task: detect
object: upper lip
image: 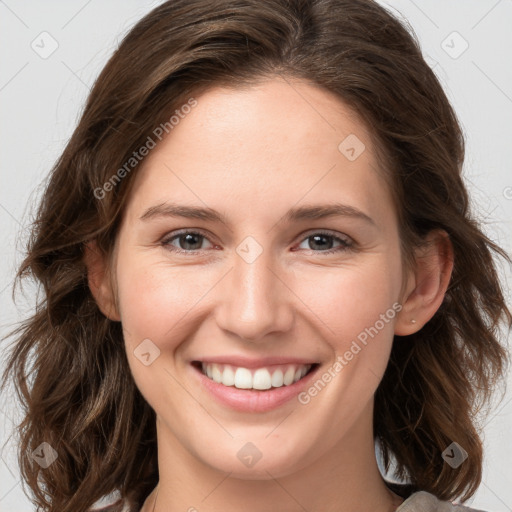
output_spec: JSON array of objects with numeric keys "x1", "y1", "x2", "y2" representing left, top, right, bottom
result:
[{"x1": 192, "y1": 356, "x2": 319, "y2": 369}]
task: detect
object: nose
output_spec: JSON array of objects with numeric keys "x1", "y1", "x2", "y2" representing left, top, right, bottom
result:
[{"x1": 214, "y1": 240, "x2": 294, "y2": 342}]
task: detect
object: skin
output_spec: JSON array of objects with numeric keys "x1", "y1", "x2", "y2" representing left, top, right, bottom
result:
[{"x1": 86, "y1": 77, "x2": 453, "y2": 512}]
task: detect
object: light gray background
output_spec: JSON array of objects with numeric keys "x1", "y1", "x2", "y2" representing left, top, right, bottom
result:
[{"x1": 1, "y1": 1, "x2": 511, "y2": 510}]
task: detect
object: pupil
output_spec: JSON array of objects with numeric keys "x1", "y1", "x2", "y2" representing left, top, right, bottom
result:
[
  {"x1": 310, "y1": 234, "x2": 332, "y2": 251},
  {"x1": 181, "y1": 233, "x2": 202, "y2": 250}
]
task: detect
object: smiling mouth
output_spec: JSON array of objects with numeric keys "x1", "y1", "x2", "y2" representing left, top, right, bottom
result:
[{"x1": 191, "y1": 361, "x2": 319, "y2": 391}]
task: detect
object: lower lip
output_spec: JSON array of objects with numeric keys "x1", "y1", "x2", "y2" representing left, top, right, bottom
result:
[{"x1": 190, "y1": 363, "x2": 320, "y2": 413}]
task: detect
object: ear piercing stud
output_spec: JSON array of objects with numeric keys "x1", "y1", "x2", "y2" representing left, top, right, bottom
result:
[{"x1": 411, "y1": 319, "x2": 416, "y2": 324}]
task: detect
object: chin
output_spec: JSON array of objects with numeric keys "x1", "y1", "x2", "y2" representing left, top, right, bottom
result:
[{"x1": 201, "y1": 443, "x2": 313, "y2": 480}]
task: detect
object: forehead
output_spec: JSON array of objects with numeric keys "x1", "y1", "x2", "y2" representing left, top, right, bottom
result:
[{"x1": 123, "y1": 77, "x2": 395, "y2": 229}]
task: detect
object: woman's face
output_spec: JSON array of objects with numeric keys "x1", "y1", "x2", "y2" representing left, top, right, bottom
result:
[{"x1": 111, "y1": 78, "x2": 410, "y2": 478}]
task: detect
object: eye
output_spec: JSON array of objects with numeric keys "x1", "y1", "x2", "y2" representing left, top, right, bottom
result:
[
  {"x1": 295, "y1": 230, "x2": 354, "y2": 254},
  {"x1": 161, "y1": 230, "x2": 215, "y2": 254},
  {"x1": 161, "y1": 229, "x2": 354, "y2": 255}
]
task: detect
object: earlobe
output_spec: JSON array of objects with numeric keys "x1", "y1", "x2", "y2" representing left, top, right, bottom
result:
[
  {"x1": 394, "y1": 230, "x2": 454, "y2": 336},
  {"x1": 83, "y1": 241, "x2": 121, "y2": 322}
]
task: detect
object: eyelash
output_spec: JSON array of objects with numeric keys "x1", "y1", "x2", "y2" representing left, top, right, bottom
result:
[{"x1": 160, "y1": 229, "x2": 354, "y2": 256}]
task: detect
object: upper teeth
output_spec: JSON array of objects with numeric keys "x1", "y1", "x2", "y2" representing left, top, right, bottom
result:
[{"x1": 201, "y1": 363, "x2": 312, "y2": 390}]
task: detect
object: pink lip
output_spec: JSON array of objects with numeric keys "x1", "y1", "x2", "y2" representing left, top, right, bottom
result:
[
  {"x1": 190, "y1": 362, "x2": 320, "y2": 413},
  {"x1": 192, "y1": 355, "x2": 318, "y2": 369}
]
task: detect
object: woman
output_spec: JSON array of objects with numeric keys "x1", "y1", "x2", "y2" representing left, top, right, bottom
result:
[{"x1": 2, "y1": 0, "x2": 510, "y2": 511}]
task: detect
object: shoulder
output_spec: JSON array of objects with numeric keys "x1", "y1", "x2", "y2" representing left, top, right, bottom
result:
[{"x1": 397, "y1": 491, "x2": 488, "y2": 512}]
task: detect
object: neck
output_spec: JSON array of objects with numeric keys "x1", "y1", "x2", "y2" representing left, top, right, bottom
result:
[{"x1": 141, "y1": 401, "x2": 404, "y2": 512}]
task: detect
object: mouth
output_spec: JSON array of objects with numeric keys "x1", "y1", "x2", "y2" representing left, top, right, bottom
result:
[
  {"x1": 191, "y1": 361, "x2": 320, "y2": 391},
  {"x1": 190, "y1": 359, "x2": 322, "y2": 412}
]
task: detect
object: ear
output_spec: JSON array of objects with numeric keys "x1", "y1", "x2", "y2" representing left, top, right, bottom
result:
[
  {"x1": 83, "y1": 240, "x2": 121, "y2": 322},
  {"x1": 394, "y1": 229, "x2": 454, "y2": 336}
]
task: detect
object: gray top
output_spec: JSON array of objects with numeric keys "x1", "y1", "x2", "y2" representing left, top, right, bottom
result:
[
  {"x1": 397, "y1": 491, "x2": 486, "y2": 512},
  {"x1": 91, "y1": 490, "x2": 487, "y2": 511}
]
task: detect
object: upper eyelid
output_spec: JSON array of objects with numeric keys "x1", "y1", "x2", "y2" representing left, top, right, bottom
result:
[{"x1": 162, "y1": 228, "x2": 215, "y2": 244}]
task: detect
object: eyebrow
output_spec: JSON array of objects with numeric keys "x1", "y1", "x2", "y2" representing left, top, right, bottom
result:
[{"x1": 139, "y1": 202, "x2": 376, "y2": 227}]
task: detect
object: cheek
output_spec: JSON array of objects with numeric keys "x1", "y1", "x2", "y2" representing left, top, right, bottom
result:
[
  {"x1": 116, "y1": 260, "x2": 208, "y2": 346},
  {"x1": 292, "y1": 258, "x2": 401, "y2": 347},
  {"x1": 115, "y1": 257, "x2": 214, "y2": 404}
]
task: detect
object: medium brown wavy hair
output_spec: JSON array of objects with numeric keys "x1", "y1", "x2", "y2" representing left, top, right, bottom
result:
[{"x1": 2, "y1": 0, "x2": 511, "y2": 510}]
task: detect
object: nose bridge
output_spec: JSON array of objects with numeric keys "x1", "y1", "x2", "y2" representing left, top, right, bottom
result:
[{"x1": 216, "y1": 235, "x2": 293, "y2": 341}]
